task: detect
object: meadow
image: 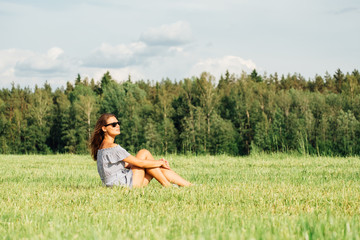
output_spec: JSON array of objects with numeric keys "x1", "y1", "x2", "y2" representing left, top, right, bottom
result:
[{"x1": 0, "y1": 153, "x2": 359, "y2": 239}]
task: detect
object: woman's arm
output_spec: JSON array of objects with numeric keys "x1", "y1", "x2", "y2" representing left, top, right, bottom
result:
[{"x1": 123, "y1": 155, "x2": 170, "y2": 169}]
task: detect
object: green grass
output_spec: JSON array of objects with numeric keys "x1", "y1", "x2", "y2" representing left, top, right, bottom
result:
[{"x1": 1, "y1": 153, "x2": 360, "y2": 239}]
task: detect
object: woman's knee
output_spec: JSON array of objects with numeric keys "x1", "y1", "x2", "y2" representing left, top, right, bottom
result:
[{"x1": 136, "y1": 149, "x2": 152, "y2": 159}]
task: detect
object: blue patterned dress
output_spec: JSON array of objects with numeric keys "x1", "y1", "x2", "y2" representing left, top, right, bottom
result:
[{"x1": 96, "y1": 145, "x2": 132, "y2": 187}]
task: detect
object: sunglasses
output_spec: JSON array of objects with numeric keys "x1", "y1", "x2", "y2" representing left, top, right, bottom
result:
[{"x1": 104, "y1": 121, "x2": 121, "y2": 128}]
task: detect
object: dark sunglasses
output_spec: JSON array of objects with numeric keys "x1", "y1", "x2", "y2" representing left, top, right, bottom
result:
[{"x1": 104, "y1": 121, "x2": 121, "y2": 128}]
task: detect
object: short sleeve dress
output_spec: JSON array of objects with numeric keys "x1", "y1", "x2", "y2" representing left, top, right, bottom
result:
[{"x1": 96, "y1": 145, "x2": 132, "y2": 187}]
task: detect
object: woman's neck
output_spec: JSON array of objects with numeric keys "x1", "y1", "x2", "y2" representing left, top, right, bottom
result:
[{"x1": 102, "y1": 135, "x2": 115, "y2": 145}]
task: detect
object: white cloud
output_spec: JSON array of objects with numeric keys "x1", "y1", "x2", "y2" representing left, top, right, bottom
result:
[
  {"x1": 0, "y1": 48, "x2": 32, "y2": 73},
  {"x1": 0, "y1": 20, "x2": 197, "y2": 89},
  {"x1": 0, "y1": 47, "x2": 78, "y2": 89},
  {"x1": 0, "y1": 47, "x2": 257, "y2": 90},
  {"x1": 47, "y1": 47, "x2": 64, "y2": 60},
  {"x1": 168, "y1": 46, "x2": 184, "y2": 54},
  {"x1": 14, "y1": 47, "x2": 76, "y2": 77},
  {"x1": 83, "y1": 40, "x2": 186, "y2": 69},
  {"x1": 82, "y1": 42, "x2": 148, "y2": 68},
  {"x1": 140, "y1": 21, "x2": 192, "y2": 46},
  {"x1": 83, "y1": 21, "x2": 194, "y2": 69},
  {"x1": 190, "y1": 56, "x2": 256, "y2": 79}
]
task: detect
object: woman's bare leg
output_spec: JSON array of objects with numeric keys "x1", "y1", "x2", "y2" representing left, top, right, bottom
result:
[
  {"x1": 145, "y1": 168, "x2": 172, "y2": 187},
  {"x1": 136, "y1": 149, "x2": 171, "y2": 187},
  {"x1": 160, "y1": 168, "x2": 192, "y2": 186},
  {"x1": 142, "y1": 173, "x2": 153, "y2": 186},
  {"x1": 131, "y1": 165, "x2": 146, "y2": 188},
  {"x1": 136, "y1": 149, "x2": 191, "y2": 187},
  {"x1": 131, "y1": 167, "x2": 154, "y2": 187}
]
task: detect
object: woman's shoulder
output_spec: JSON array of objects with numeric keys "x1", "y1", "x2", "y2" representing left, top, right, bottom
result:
[
  {"x1": 98, "y1": 144, "x2": 120, "y2": 151},
  {"x1": 97, "y1": 144, "x2": 130, "y2": 162}
]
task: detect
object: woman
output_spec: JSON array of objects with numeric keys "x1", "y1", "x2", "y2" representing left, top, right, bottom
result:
[{"x1": 90, "y1": 113, "x2": 192, "y2": 188}]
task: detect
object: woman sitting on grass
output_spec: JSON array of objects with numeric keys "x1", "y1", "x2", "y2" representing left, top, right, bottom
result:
[{"x1": 90, "y1": 113, "x2": 192, "y2": 188}]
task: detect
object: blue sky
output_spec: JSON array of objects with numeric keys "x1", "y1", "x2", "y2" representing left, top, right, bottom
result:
[{"x1": 0, "y1": 0, "x2": 359, "y2": 89}]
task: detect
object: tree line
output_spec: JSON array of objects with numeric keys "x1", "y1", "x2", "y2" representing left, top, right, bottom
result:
[{"x1": 1, "y1": 69, "x2": 360, "y2": 156}]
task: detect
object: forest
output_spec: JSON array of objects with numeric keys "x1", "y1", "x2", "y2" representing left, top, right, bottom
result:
[{"x1": 0, "y1": 69, "x2": 359, "y2": 156}]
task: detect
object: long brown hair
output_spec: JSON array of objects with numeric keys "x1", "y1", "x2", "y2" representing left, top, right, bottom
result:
[{"x1": 89, "y1": 113, "x2": 115, "y2": 161}]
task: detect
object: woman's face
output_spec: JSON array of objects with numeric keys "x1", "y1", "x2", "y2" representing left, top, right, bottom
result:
[{"x1": 103, "y1": 116, "x2": 121, "y2": 136}]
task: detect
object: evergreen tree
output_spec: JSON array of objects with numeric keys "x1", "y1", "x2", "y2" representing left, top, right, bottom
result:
[
  {"x1": 334, "y1": 68, "x2": 345, "y2": 93},
  {"x1": 335, "y1": 110, "x2": 359, "y2": 155},
  {"x1": 250, "y1": 69, "x2": 262, "y2": 83}
]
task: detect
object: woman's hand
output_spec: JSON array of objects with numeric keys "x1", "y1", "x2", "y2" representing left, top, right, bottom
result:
[{"x1": 159, "y1": 158, "x2": 171, "y2": 170}]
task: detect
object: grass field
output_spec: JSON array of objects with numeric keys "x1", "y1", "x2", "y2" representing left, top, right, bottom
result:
[{"x1": 1, "y1": 153, "x2": 360, "y2": 239}]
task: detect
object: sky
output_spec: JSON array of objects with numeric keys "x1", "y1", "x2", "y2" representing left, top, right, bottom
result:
[{"x1": 0, "y1": 0, "x2": 359, "y2": 89}]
